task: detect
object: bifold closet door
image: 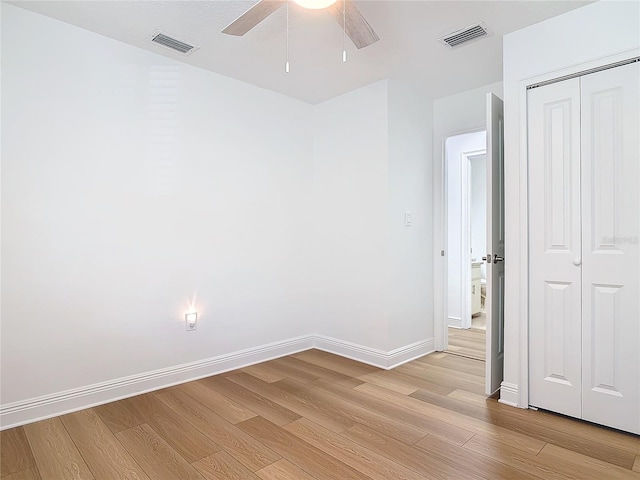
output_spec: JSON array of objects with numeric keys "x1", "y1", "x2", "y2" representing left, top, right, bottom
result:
[
  {"x1": 529, "y1": 61, "x2": 640, "y2": 434},
  {"x1": 528, "y1": 78, "x2": 583, "y2": 419},
  {"x1": 581, "y1": 61, "x2": 639, "y2": 435}
]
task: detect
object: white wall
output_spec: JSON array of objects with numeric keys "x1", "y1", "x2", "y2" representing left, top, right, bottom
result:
[
  {"x1": 446, "y1": 131, "x2": 485, "y2": 328},
  {"x1": 1, "y1": 5, "x2": 436, "y2": 427},
  {"x1": 2, "y1": 3, "x2": 314, "y2": 405},
  {"x1": 311, "y1": 80, "x2": 390, "y2": 350},
  {"x1": 432, "y1": 81, "x2": 502, "y2": 348},
  {"x1": 387, "y1": 80, "x2": 433, "y2": 351},
  {"x1": 501, "y1": 0, "x2": 640, "y2": 407},
  {"x1": 312, "y1": 79, "x2": 434, "y2": 355},
  {"x1": 470, "y1": 154, "x2": 487, "y2": 278}
]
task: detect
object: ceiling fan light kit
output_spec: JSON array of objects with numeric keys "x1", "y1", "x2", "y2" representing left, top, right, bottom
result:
[
  {"x1": 292, "y1": 0, "x2": 338, "y2": 9},
  {"x1": 222, "y1": 0, "x2": 378, "y2": 72}
]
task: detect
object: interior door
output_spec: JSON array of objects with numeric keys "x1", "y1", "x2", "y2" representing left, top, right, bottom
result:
[
  {"x1": 485, "y1": 93, "x2": 505, "y2": 395},
  {"x1": 528, "y1": 78, "x2": 582, "y2": 418},
  {"x1": 580, "y1": 61, "x2": 639, "y2": 434}
]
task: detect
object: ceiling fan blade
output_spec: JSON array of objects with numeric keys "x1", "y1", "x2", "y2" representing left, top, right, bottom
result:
[
  {"x1": 222, "y1": 0, "x2": 286, "y2": 36},
  {"x1": 328, "y1": 1, "x2": 379, "y2": 49}
]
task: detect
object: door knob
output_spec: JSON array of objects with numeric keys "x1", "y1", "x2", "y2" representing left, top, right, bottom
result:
[{"x1": 493, "y1": 254, "x2": 504, "y2": 264}]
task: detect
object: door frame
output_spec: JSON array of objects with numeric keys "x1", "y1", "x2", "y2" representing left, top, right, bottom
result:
[
  {"x1": 507, "y1": 49, "x2": 640, "y2": 410},
  {"x1": 434, "y1": 128, "x2": 485, "y2": 351}
]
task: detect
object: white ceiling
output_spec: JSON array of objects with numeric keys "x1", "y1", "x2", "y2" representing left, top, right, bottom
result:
[{"x1": 10, "y1": 0, "x2": 590, "y2": 104}]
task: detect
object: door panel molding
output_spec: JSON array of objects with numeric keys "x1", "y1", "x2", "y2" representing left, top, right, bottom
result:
[{"x1": 527, "y1": 78, "x2": 582, "y2": 419}]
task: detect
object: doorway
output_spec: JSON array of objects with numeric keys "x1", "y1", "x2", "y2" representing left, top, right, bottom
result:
[
  {"x1": 437, "y1": 91, "x2": 505, "y2": 395},
  {"x1": 444, "y1": 131, "x2": 486, "y2": 362}
]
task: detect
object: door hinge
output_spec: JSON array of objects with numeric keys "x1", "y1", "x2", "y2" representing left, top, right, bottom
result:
[{"x1": 441, "y1": 250, "x2": 445, "y2": 257}]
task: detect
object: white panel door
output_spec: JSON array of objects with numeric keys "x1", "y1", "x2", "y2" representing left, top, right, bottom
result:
[
  {"x1": 528, "y1": 78, "x2": 583, "y2": 418},
  {"x1": 485, "y1": 93, "x2": 505, "y2": 395},
  {"x1": 580, "y1": 62, "x2": 640, "y2": 434}
]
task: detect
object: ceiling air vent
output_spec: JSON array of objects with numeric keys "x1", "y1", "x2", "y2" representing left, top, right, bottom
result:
[
  {"x1": 439, "y1": 23, "x2": 491, "y2": 48},
  {"x1": 150, "y1": 31, "x2": 199, "y2": 55}
]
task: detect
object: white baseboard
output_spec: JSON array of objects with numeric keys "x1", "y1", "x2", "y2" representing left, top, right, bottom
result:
[
  {"x1": 448, "y1": 316, "x2": 462, "y2": 328},
  {"x1": 498, "y1": 381, "x2": 521, "y2": 408},
  {"x1": 386, "y1": 338, "x2": 435, "y2": 368},
  {"x1": 0, "y1": 334, "x2": 434, "y2": 429},
  {"x1": 314, "y1": 335, "x2": 434, "y2": 370}
]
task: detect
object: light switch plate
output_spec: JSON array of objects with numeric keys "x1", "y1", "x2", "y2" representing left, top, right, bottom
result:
[{"x1": 405, "y1": 211, "x2": 413, "y2": 227}]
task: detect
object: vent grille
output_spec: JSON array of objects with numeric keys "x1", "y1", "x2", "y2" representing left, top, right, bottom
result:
[
  {"x1": 440, "y1": 23, "x2": 490, "y2": 48},
  {"x1": 151, "y1": 32, "x2": 198, "y2": 55}
]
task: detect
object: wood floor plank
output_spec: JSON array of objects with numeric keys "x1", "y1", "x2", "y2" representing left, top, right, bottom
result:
[
  {"x1": 237, "y1": 416, "x2": 369, "y2": 480},
  {"x1": 358, "y1": 372, "x2": 419, "y2": 395},
  {"x1": 537, "y1": 443, "x2": 640, "y2": 479},
  {"x1": 23, "y1": 417, "x2": 94, "y2": 480},
  {"x1": 449, "y1": 328, "x2": 485, "y2": 339},
  {"x1": 420, "y1": 362, "x2": 485, "y2": 385},
  {"x1": 1, "y1": 427, "x2": 36, "y2": 477},
  {"x1": 60, "y1": 408, "x2": 150, "y2": 480},
  {"x1": 127, "y1": 393, "x2": 220, "y2": 463},
  {"x1": 266, "y1": 358, "x2": 321, "y2": 384},
  {"x1": 463, "y1": 434, "x2": 570, "y2": 480},
  {"x1": 633, "y1": 456, "x2": 640, "y2": 474},
  {"x1": 178, "y1": 381, "x2": 257, "y2": 425},
  {"x1": 396, "y1": 361, "x2": 485, "y2": 394},
  {"x1": 416, "y1": 352, "x2": 485, "y2": 376},
  {"x1": 295, "y1": 350, "x2": 381, "y2": 378},
  {"x1": 526, "y1": 410, "x2": 640, "y2": 456},
  {"x1": 192, "y1": 451, "x2": 259, "y2": 480},
  {"x1": 308, "y1": 378, "x2": 474, "y2": 446},
  {"x1": 415, "y1": 433, "x2": 541, "y2": 480},
  {"x1": 447, "y1": 338, "x2": 485, "y2": 351},
  {"x1": 255, "y1": 459, "x2": 317, "y2": 480},
  {"x1": 343, "y1": 423, "x2": 483, "y2": 480},
  {"x1": 449, "y1": 335, "x2": 485, "y2": 346},
  {"x1": 447, "y1": 327, "x2": 485, "y2": 360},
  {"x1": 241, "y1": 363, "x2": 287, "y2": 384},
  {"x1": 94, "y1": 398, "x2": 145, "y2": 434},
  {"x1": 413, "y1": 385, "x2": 638, "y2": 469},
  {"x1": 1, "y1": 468, "x2": 41, "y2": 480},
  {"x1": 226, "y1": 372, "x2": 354, "y2": 433},
  {"x1": 203, "y1": 376, "x2": 301, "y2": 426},
  {"x1": 154, "y1": 387, "x2": 281, "y2": 472},
  {"x1": 275, "y1": 378, "x2": 427, "y2": 445},
  {"x1": 447, "y1": 388, "x2": 492, "y2": 407},
  {"x1": 362, "y1": 367, "x2": 456, "y2": 396},
  {"x1": 276, "y1": 356, "x2": 364, "y2": 388},
  {"x1": 355, "y1": 383, "x2": 545, "y2": 455},
  {"x1": 446, "y1": 348, "x2": 485, "y2": 362},
  {"x1": 114, "y1": 424, "x2": 203, "y2": 480},
  {"x1": 448, "y1": 389, "x2": 640, "y2": 456},
  {"x1": 285, "y1": 418, "x2": 427, "y2": 480}
]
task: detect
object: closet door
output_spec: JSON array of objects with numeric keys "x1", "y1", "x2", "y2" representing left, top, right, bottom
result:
[
  {"x1": 528, "y1": 78, "x2": 583, "y2": 418},
  {"x1": 581, "y1": 61, "x2": 640, "y2": 434}
]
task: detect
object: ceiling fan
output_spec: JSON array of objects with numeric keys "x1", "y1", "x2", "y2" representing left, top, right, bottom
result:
[{"x1": 222, "y1": 0, "x2": 380, "y2": 49}]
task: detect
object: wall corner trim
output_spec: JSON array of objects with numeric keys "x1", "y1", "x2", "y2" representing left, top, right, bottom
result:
[
  {"x1": 0, "y1": 334, "x2": 434, "y2": 430},
  {"x1": 314, "y1": 335, "x2": 434, "y2": 370},
  {"x1": 498, "y1": 381, "x2": 522, "y2": 408}
]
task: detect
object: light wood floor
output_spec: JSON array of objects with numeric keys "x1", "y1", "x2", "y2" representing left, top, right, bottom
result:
[
  {"x1": 2, "y1": 350, "x2": 639, "y2": 479},
  {"x1": 448, "y1": 325, "x2": 486, "y2": 361}
]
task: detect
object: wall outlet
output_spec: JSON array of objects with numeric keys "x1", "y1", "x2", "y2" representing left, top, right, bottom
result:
[{"x1": 185, "y1": 312, "x2": 197, "y2": 331}]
